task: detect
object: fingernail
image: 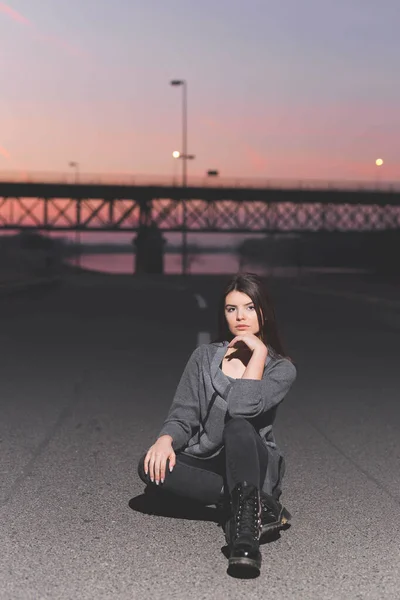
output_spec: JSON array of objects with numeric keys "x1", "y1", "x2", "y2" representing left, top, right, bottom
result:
[
  {"x1": 155, "y1": 481, "x2": 159, "y2": 485},
  {"x1": 150, "y1": 477, "x2": 153, "y2": 482},
  {"x1": 161, "y1": 478, "x2": 164, "y2": 484},
  {"x1": 169, "y1": 466, "x2": 173, "y2": 472}
]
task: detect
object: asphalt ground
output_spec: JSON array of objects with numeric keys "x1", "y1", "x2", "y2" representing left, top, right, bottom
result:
[{"x1": 0, "y1": 272, "x2": 399, "y2": 600}]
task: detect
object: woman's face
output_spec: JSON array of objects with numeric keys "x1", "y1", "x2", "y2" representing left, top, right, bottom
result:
[{"x1": 224, "y1": 290, "x2": 261, "y2": 337}]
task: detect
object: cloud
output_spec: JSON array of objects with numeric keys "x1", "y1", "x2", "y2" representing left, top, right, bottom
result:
[
  {"x1": 243, "y1": 144, "x2": 268, "y2": 173},
  {"x1": 0, "y1": 145, "x2": 10, "y2": 159},
  {"x1": 0, "y1": 2, "x2": 85, "y2": 58},
  {"x1": 0, "y1": 1, "x2": 30, "y2": 25}
]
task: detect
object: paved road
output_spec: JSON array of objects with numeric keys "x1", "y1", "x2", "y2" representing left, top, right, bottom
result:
[{"x1": 1, "y1": 272, "x2": 399, "y2": 600}]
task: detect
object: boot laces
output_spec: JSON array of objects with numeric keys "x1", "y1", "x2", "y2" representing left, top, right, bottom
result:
[{"x1": 235, "y1": 488, "x2": 261, "y2": 540}]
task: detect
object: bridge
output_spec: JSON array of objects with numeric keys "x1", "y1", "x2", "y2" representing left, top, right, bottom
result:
[{"x1": 1, "y1": 172, "x2": 400, "y2": 233}]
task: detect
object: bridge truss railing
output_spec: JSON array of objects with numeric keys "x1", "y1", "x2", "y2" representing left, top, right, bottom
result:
[{"x1": 0, "y1": 182, "x2": 400, "y2": 232}]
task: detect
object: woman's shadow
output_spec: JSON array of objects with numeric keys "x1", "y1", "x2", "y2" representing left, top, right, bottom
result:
[
  {"x1": 129, "y1": 485, "x2": 223, "y2": 523},
  {"x1": 129, "y1": 485, "x2": 287, "y2": 544}
]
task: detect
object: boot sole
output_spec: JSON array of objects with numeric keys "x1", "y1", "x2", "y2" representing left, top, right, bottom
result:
[
  {"x1": 261, "y1": 507, "x2": 291, "y2": 538},
  {"x1": 228, "y1": 556, "x2": 261, "y2": 574}
]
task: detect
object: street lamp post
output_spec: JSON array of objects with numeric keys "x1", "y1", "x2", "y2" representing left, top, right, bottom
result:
[
  {"x1": 69, "y1": 161, "x2": 81, "y2": 268},
  {"x1": 170, "y1": 79, "x2": 194, "y2": 276},
  {"x1": 69, "y1": 161, "x2": 79, "y2": 184},
  {"x1": 375, "y1": 158, "x2": 384, "y2": 189}
]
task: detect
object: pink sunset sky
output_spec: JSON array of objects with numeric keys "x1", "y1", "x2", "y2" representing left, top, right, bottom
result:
[{"x1": 1, "y1": 0, "x2": 399, "y2": 184}]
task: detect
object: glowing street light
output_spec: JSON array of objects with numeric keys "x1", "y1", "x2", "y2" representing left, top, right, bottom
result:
[
  {"x1": 375, "y1": 158, "x2": 384, "y2": 189},
  {"x1": 172, "y1": 150, "x2": 181, "y2": 159}
]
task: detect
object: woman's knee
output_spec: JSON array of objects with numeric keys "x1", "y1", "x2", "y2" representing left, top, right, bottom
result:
[{"x1": 223, "y1": 416, "x2": 254, "y2": 439}]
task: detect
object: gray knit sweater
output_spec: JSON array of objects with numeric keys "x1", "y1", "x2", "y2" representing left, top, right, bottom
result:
[{"x1": 158, "y1": 341, "x2": 297, "y2": 496}]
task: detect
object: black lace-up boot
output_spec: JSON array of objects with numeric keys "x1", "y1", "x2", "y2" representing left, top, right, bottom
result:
[
  {"x1": 226, "y1": 482, "x2": 262, "y2": 574},
  {"x1": 260, "y1": 492, "x2": 292, "y2": 539}
]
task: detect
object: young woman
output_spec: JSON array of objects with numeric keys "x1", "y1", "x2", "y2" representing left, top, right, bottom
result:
[{"x1": 137, "y1": 272, "x2": 297, "y2": 576}]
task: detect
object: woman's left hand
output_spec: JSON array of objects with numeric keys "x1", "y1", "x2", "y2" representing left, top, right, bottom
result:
[{"x1": 228, "y1": 333, "x2": 267, "y2": 353}]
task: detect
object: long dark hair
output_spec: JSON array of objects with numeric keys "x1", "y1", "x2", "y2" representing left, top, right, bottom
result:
[{"x1": 213, "y1": 272, "x2": 288, "y2": 358}]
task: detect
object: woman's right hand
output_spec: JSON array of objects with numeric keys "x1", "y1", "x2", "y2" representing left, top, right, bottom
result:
[{"x1": 144, "y1": 435, "x2": 176, "y2": 485}]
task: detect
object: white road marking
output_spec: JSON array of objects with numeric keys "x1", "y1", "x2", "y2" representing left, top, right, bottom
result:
[
  {"x1": 194, "y1": 293, "x2": 207, "y2": 309},
  {"x1": 197, "y1": 331, "x2": 211, "y2": 346}
]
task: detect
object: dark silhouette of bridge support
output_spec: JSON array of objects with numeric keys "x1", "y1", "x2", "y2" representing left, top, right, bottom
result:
[
  {"x1": 133, "y1": 222, "x2": 166, "y2": 274},
  {"x1": 134, "y1": 199, "x2": 166, "y2": 274}
]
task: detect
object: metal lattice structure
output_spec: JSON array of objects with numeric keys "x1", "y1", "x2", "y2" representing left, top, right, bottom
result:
[{"x1": 1, "y1": 182, "x2": 400, "y2": 232}]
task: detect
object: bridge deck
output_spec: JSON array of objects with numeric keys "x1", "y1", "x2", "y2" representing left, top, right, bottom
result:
[{"x1": 1, "y1": 180, "x2": 400, "y2": 205}]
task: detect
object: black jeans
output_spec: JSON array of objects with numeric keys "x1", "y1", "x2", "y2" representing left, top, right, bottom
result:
[{"x1": 137, "y1": 417, "x2": 269, "y2": 506}]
